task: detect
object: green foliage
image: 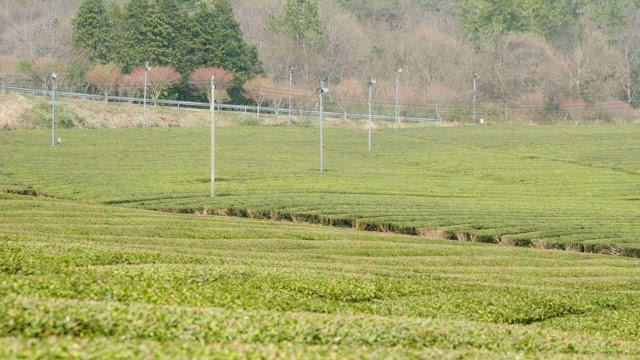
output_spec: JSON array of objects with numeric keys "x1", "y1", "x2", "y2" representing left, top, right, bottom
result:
[
  {"x1": 19, "y1": 102, "x2": 87, "y2": 129},
  {"x1": 1, "y1": 125, "x2": 640, "y2": 356},
  {"x1": 585, "y1": 0, "x2": 628, "y2": 34},
  {"x1": 17, "y1": 60, "x2": 32, "y2": 73},
  {"x1": 189, "y1": 0, "x2": 261, "y2": 79},
  {"x1": 272, "y1": 0, "x2": 324, "y2": 44},
  {"x1": 117, "y1": 0, "x2": 172, "y2": 71},
  {"x1": 0, "y1": 125, "x2": 639, "y2": 256},
  {"x1": 337, "y1": 0, "x2": 403, "y2": 25},
  {"x1": 459, "y1": 0, "x2": 639, "y2": 49},
  {"x1": 0, "y1": 191, "x2": 639, "y2": 357},
  {"x1": 156, "y1": 0, "x2": 191, "y2": 74},
  {"x1": 72, "y1": 0, "x2": 261, "y2": 101},
  {"x1": 72, "y1": 0, "x2": 113, "y2": 63}
]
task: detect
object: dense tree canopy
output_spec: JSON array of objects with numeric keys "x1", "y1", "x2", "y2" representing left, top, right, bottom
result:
[
  {"x1": 72, "y1": 0, "x2": 112, "y2": 62},
  {"x1": 72, "y1": 0, "x2": 261, "y2": 100},
  {"x1": 273, "y1": 0, "x2": 324, "y2": 45},
  {"x1": 5, "y1": 0, "x2": 640, "y2": 118}
]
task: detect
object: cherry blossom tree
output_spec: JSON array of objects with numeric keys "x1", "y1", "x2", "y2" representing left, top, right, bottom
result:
[
  {"x1": 130, "y1": 65, "x2": 180, "y2": 106},
  {"x1": 188, "y1": 67, "x2": 234, "y2": 102},
  {"x1": 85, "y1": 63, "x2": 122, "y2": 102}
]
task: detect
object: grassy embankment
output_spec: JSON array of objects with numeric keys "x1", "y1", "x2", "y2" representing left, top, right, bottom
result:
[{"x1": 0, "y1": 125, "x2": 638, "y2": 255}]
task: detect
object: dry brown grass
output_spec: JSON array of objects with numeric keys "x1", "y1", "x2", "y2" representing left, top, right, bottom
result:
[
  {"x1": 0, "y1": 93, "x2": 32, "y2": 129},
  {"x1": 0, "y1": 93, "x2": 412, "y2": 129}
]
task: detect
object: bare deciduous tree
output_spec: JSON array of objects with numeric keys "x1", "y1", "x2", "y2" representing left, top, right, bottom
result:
[
  {"x1": 425, "y1": 83, "x2": 459, "y2": 122},
  {"x1": 0, "y1": 58, "x2": 17, "y2": 93},
  {"x1": 85, "y1": 63, "x2": 122, "y2": 103},
  {"x1": 292, "y1": 85, "x2": 315, "y2": 118},
  {"x1": 121, "y1": 72, "x2": 142, "y2": 98},
  {"x1": 189, "y1": 67, "x2": 235, "y2": 102},
  {"x1": 244, "y1": 77, "x2": 275, "y2": 117},
  {"x1": 23, "y1": 57, "x2": 64, "y2": 94},
  {"x1": 332, "y1": 77, "x2": 365, "y2": 119},
  {"x1": 130, "y1": 65, "x2": 180, "y2": 106}
]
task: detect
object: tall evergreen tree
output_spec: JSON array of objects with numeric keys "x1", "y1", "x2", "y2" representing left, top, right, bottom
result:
[
  {"x1": 119, "y1": 0, "x2": 172, "y2": 71},
  {"x1": 275, "y1": 0, "x2": 324, "y2": 45},
  {"x1": 120, "y1": 0, "x2": 150, "y2": 70},
  {"x1": 459, "y1": 0, "x2": 631, "y2": 49},
  {"x1": 72, "y1": 0, "x2": 113, "y2": 63},
  {"x1": 157, "y1": 0, "x2": 190, "y2": 74},
  {"x1": 190, "y1": 0, "x2": 261, "y2": 79},
  {"x1": 71, "y1": 0, "x2": 261, "y2": 101},
  {"x1": 106, "y1": 1, "x2": 126, "y2": 65}
]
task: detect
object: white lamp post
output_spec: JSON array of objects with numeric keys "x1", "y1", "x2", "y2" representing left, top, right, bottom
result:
[
  {"x1": 210, "y1": 76, "x2": 216, "y2": 197},
  {"x1": 395, "y1": 68, "x2": 403, "y2": 130},
  {"x1": 473, "y1": 72, "x2": 479, "y2": 123},
  {"x1": 288, "y1": 67, "x2": 295, "y2": 127},
  {"x1": 318, "y1": 80, "x2": 328, "y2": 172},
  {"x1": 50, "y1": 72, "x2": 57, "y2": 147},
  {"x1": 143, "y1": 62, "x2": 150, "y2": 128},
  {"x1": 368, "y1": 78, "x2": 376, "y2": 152}
]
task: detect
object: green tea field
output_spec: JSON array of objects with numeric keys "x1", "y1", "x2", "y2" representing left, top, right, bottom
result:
[
  {"x1": 0, "y1": 125, "x2": 638, "y2": 255},
  {"x1": 1, "y1": 124, "x2": 640, "y2": 357},
  {"x1": 1, "y1": 193, "x2": 640, "y2": 358}
]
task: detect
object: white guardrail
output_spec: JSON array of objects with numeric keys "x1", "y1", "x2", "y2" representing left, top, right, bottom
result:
[{"x1": 1, "y1": 84, "x2": 439, "y2": 123}]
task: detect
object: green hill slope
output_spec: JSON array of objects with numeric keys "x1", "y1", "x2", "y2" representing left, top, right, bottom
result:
[
  {"x1": 1, "y1": 193, "x2": 639, "y2": 357},
  {"x1": 1, "y1": 125, "x2": 638, "y2": 255}
]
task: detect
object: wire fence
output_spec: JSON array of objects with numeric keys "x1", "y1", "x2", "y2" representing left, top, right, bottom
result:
[
  {"x1": 3, "y1": 82, "x2": 638, "y2": 125},
  {"x1": 0, "y1": 83, "x2": 439, "y2": 124}
]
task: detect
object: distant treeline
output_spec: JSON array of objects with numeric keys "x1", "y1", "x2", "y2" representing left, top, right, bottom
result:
[
  {"x1": 72, "y1": 0, "x2": 261, "y2": 101},
  {"x1": 1, "y1": 0, "x2": 639, "y2": 123}
]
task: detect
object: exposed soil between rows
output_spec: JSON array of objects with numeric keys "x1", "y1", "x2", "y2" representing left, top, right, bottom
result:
[
  {"x1": 159, "y1": 205, "x2": 640, "y2": 259},
  {"x1": 4, "y1": 188, "x2": 638, "y2": 258}
]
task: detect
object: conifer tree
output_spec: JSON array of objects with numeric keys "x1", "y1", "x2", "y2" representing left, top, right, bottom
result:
[
  {"x1": 190, "y1": 0, "x2": 261, "y2": 79},
  {"x1": 120, "y1": 0, "x2": 173, "y2": 71},
  {"x1": 157, "y1": 0, "x2": 190, "y2": 74},
  {"x1": 72, "y1": 0, "x2": 113, "y2": 63},
  {"x1": 276, "y1": 0, "x2": 324, "y2": 45}
]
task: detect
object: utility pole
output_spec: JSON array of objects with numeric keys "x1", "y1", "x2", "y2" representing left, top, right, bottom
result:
[
  {"x1": 50, "y1": 73, "x2": 57, "y2": 147},
  {"x1": 368, "y1": 78, "x2": 376, "y2": 152},
  {"x1": 395, "y1": 68, "x2": 403, "y2": 130},
  {"x1": 472, "y1": 72, "x2": 479, "y2": 123},
  {"x1": 210, "y1": 76, "x2": 216, "y2": 198},
  {"x1": 318, "y1": 80, "x2": 328, "y2": 173},
  {"x1": 288, "y1": 67, "x2": 295, "y2": 127},
  {"x1": 143, "y1": 62, "x2": 150, "y2": 128}
]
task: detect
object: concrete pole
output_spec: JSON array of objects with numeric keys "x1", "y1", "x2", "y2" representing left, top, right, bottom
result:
[
  {"x1": 319, "y1": 80, "x2": 325, "y2": 173},
  {"x1": 210, "y1": 76, "x2": 216, "y2": 198},
  {"x1": 473, "y1": 73, "x2": 479, "y2": 123},
  {"x1": 395, "y1": 68, "x2": 402, "y2": 130},
  {"x1": 288, "y1": 67, "x2": 294, "y2": 127},
  {"x1": 51, "y1": 74, "x2": 57, "y2": 147},
  {"x1": 368, "y1": 79, "x2": 375, "y2": 152},
  {"x1": 143, "y1": 62, "x2": 149, "y2": 128}
]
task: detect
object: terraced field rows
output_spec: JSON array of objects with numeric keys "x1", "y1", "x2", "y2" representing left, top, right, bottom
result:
[
  {"x1": 0, "y1": 125, "x2": 638, "y2": 255},
  {"x1": 1, "y1": 193, "x2": 639, "y2": 357}
]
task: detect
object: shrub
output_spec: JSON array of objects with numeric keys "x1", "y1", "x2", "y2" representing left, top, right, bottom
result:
[{"x1": 20, "y1": 102, "x2": 87, "y2": 129}]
